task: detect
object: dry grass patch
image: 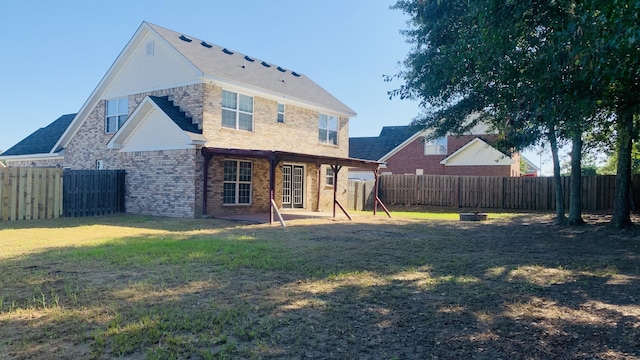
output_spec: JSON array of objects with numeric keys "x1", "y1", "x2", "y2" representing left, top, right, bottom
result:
[{"x1": 1, "y1": 212, "x2": 639, "y2": 359}]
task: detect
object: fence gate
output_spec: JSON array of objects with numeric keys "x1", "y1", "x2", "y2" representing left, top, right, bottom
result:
[{"x1": 63, "y1": 170, "x2": 125, "y2": 217}]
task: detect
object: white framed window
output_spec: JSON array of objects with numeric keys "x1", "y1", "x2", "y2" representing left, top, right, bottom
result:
[
  {"x1": 424, "y1": 136, "x2": 447, "y2": 155},
  {"x1": 105, "y1": 98, "x2": 129, "y2": 133},
  {"x1": 96, "y1": 160, "x2": 104, "y2": 170},
  {"x1": 325, "y1": 167, "x2": 334, "y2": 186},
  {"x1": 223, "y1": 160, "x2": 252, "y2": 205},
  {"x1": 222, "y1": 90, "x2": 253, "y2": 131},
  {"x1": 277, "y1": 103, "x2": 285, "y2": 123},
  {"x1": 319, "y1": 114, "x2": 338, "y2": 145}
]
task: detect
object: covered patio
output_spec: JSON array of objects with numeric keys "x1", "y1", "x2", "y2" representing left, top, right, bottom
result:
[{"x1": 201, "y1": 147, "x2": 390, "y2": 226}]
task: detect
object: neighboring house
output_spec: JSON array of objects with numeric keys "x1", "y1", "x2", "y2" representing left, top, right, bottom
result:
[
  {"x1": 0, "y1": 22, "x2": 379, "y2": 218},
  {"x1": 349, "y1": 125, "x2": 520, "y2": 179},
  {"x1": 522, "y1": 156, "x2": 541, "y2": 177}
]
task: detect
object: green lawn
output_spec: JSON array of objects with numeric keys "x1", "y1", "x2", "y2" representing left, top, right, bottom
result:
[{"x1": 1, "y1": 213, "x2": 638, "y2": 359}]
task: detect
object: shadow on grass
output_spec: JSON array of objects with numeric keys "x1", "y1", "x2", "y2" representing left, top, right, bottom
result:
[{"x1": 0, "y1": 215, "x2": 639, "y2": 359}]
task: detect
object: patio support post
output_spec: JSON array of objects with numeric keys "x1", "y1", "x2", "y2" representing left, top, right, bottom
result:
[
  {"x1": 373, "y1": 169, "x2": 378, "y2": 216},
  {"x1": 331, "y1": 164, "x2": 341, "y2": 218},
  {"x1": 202, "y1": 153, "x2": 212, "y2": 217},
  {"x1": 316, "y1": 163, "x2": 322, "y2": 212},
  {"x1": 268, "y1": 155, "x2": 279, "y2": 225}
]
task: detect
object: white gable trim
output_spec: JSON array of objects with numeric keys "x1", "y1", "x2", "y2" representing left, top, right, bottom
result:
[
  {"x1": 55, "y1": 22, "x2": 203, "y2": 152},
  {"x1": 440, "y1": 138, "x2": 514, "y2": 166},
  {"x1": 378, "y1": 130, "x2": 428, "y2": 162},
  {"x1": 107, "y1": 97, "x2": 206, "y2": 151},
  {"x1": 0, "y1": 153, "x2": 64, "y2": 162}
]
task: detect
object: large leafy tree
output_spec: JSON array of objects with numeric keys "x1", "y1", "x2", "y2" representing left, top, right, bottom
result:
[{"x1": 390, "y1": 0, "x2": 639, "y2": 227}]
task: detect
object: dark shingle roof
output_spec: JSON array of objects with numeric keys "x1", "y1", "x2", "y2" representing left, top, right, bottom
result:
[
  {"x1": 349, "y1": 126, "x2": 417, "y2": 161},
  {"x1": 2, "y1": 114, "x2": 76, "y2": 156},
  {"x1": 147, "y1": 96, "x2": 201, "y2": 134}
]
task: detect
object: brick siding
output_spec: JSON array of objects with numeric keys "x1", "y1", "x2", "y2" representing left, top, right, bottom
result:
[{"x1": 62, "y1": 83, "x2": 350, "y2": 218}]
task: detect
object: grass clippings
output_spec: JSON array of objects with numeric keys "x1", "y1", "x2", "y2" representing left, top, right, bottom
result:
[{"x1": 0, "y1": 212, "x2": 639, "y2": 359}]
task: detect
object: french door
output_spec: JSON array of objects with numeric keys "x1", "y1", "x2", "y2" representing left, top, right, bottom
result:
[{"x1": 282, "y1": 165, "x2": 304, "y2": 209}]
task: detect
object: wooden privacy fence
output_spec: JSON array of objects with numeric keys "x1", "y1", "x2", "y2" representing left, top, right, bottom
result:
[
  {"x1": 0, "y1": 168, "x2": 125, "y2": 220},
  {"x1": 0, "y1": 168, "x2": 63, "y2": 221},
  {"x1": 63, "y1": 170, "x2": 125, "y2": 217},
  {"x1": 379, "y1": 174, "x2": 618, "y2": 211},
  {"x1": 347, "y1": 179, "x2": 376, "y2": 211}
]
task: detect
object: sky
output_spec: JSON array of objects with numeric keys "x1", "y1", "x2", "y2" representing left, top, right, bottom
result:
[{"x1": 0, "y1": 0, "x2": 551, "y2": 173}]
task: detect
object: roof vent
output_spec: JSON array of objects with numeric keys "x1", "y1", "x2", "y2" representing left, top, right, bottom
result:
[
  {"x1": 179, "y1": 35, "x2": 192, "y2": 42},
  {"x1": 200, "y1": 41, "x2": 213, "y2": 48},
  {"x1": 277, "y1": 66, "x2": 286, "y2": 73},
  {"x1": 244, "y1": 55, "x2": 255, "y2": 62},
  {"x1": 222, "y1": 48, "x2": 234, "y2": 55},
  {"x1": 261, "y1": 61, "x2": 271, "y2": 68},
  {"x1": 291, "y1": 71, "x2": 301, "y2": 77}
]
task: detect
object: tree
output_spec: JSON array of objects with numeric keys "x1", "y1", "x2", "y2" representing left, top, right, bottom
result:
[{"x1": 390, "y1": 0, "x2": 639, "y2": 227}]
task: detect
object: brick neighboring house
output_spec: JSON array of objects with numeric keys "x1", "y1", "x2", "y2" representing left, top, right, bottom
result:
[
  {"x1": 349, "y1": 126, "x2": 521, "y2": 179},
  {"x1": 0, "y1": 22, "x2": 379, "y2": 218}
]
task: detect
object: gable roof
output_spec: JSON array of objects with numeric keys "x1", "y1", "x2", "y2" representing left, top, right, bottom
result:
[
  {"x1": 147, "y1": 96, "x2": 201, "y2": 134},
  {"x1": 349, "y1": 125, "x2": 418, "y2": 161},
  {"x1": 1, "y1": 114, "x2": 75, "y2": 157},
  {"x1": 107, "y1": 95, "x2": 206, "y2": 151},
  {"x1": 147, "y1": 23, "x2": 356, "y2": 117},
  {"x1": 440, "y1": 137, "x2": 514, "y2": 166},
  {"x1": 56, "y1": 21, "x2": 355, "y2": 152}
]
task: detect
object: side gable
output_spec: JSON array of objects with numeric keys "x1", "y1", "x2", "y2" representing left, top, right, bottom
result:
[
  {"x1": 349, "y1": 126, "x2": 420, "y2": 161},
  {"x1": 55, "y1": 22, "x2": 203, "y2": 152},
  {"x1": 440, "y1": 138, "x2": 514, "y2": 166},
  {"x1": 107, "y1": 96, "x2": 206, "y2": 152},
  {"x1": 0, "y1": 114, "x2": 75, "y2": 159}
]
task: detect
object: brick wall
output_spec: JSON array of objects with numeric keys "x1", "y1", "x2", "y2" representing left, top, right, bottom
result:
[
  {"x1": 202, "y1": 85, "x2": 349, "y2": 158},
  {"x1": 203, "y1": 159, "x2": 346, "y2": 217},
  {"x1": 63, "y1": 82, "x2": 351, "y2": 218},
  {"x1": 379, "y1": 134, "x2": 520, "y2": 177}
]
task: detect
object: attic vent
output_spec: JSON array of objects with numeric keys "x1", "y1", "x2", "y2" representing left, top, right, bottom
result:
[
  {"x1": 277, "y1": 66, "x2": 286, "y2": 73},
  {"x1": 261, "y1": 61, "x2": 271, "y2": 68},
  {"x1": 146, "y1": 40, "x2": 155, "y2": 55},
  {"x1": 291, "y1": 71, "x2": 301, "y2": 77},
  {"x1": 244, "y1": 55, "x2": 255, "y2": 62},
  {"x1": 179, "y1": 35, "x2": 192, "y2": 42},
  {"x1": 200, "y1": 41, "x2": 213, "y2": 48},
  {"x1": 222, "y1": 48, "x2": 234, "y2": 55}
]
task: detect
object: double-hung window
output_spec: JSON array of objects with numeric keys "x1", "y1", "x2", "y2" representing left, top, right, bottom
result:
[
  {"x1": 222, "y1": 90, "x2": 253, "y2": 131},
  {"x1": 325, "y1": 167, "x2": 335, "y2": 186},
  {"x1": 277, "y1": 103, "x2": 285, "y2": 123},
  {"x1": 424, "y1": 136, "x2": 447, "y2": 155},
  {"x1": 319, "y1": 114, "x2": 338, "y2": 145},
  {"x1": 223, "y1": 160, "x2": 252, "y2": 205},
  {"x1": 105, "y1": 98, "x2": 128, "y2": 133}
]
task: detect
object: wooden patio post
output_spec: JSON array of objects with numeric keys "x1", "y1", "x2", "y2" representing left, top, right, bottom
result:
[{"x1": 268, "y1": 155, "x2": 278, "y2": 225}]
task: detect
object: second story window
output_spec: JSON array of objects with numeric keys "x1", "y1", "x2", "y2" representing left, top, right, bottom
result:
[
  {"x1": 319, "y1": 114, "x2": 338, "y2": 145},
  {"x1": 424, "y1": 136, "x2": 447, "y2": 155},
  {"x1": 277, "y1": 103, "x2": 285, "y2": 123},
  {"x1": 222, "y1": 90, "x2": 253, "y2": 131},
  {"x1": 105, "y1": 98, "x2": 128, "y2": 134}
]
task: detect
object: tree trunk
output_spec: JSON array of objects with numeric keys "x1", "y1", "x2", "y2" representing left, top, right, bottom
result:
[
  {"x1": 548, "y1": 128, "x2": 566, "y2": 224},
  {"x1": 567, "y1": 133, "x2": 585, "y2": 225},
  {"x1": 611, "y1": 108, "x2": 634, "y2": 228}
]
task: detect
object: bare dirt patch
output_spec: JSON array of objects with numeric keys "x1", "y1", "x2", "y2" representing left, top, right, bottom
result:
[{"x1": 1, "y1": 212, "x2": 639, "y2": 359}]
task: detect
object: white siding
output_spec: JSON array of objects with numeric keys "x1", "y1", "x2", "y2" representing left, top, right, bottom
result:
[
  {"x1": 121, "y1": 109, "x2": 191, "y2": 152},
  {"x1": 103, "y1": 33, "x2": 200, "y2": 99},
  {"x1": 445, "y1": 141, "x2": 514, "y2": 166}
]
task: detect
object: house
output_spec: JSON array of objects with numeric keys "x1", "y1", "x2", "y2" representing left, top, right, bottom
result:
[
  {"x1": 349, "y1": 125, "x2": 520, "y2": 179},
  {"x1": 0, "y1": 22, "x2": 379, "y2": 218}
]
